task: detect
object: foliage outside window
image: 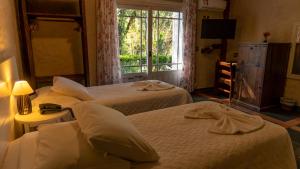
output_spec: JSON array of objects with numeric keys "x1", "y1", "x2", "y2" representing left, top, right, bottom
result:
[{"x1": 117, "y1": 8, "x2": 183, "y2": 74}]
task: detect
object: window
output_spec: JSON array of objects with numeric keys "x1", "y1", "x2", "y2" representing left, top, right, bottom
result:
[
  {"x1": 118, "y1": 9, "x2": 148, "y2": 74},
  {"x1": 152, "y1": 10, "x2": 183, "y2": 72},
  {"x1": 117, "y1": 8, "x2": 183, "y2": 74}
]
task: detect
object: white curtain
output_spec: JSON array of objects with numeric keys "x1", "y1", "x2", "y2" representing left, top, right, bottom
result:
[
  {"x1": 96, "y1": 0, "x2": 122, "y2": 85},
  {"x1": 180, "y1": 0, "x2": 197, "y2": 92}
]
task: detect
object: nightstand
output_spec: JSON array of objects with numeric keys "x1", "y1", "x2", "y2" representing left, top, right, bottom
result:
[{"x1": 15, "y1": 106, "x2": 73, "y2": 134}]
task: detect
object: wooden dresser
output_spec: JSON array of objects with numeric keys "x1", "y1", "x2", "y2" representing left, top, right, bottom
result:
[{"x1": 232, "y1": 43, "x2": 291, "y2": 111}]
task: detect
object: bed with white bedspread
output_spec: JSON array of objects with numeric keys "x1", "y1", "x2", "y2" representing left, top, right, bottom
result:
[
  {"x1": 87, "y1": 81, "x2": 192, "y2": 115},
  {"x1": 34, "y1": 78, "x2": 192, "y2": 115},
  {"x1": 130, "y1": 101, "x2": 297, "y2": 169},
  {"x1": 2, "y1": 101, "x2": 297, "y2": 169}
]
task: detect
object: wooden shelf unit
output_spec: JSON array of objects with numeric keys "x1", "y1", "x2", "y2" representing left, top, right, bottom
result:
[
  {"x1": 15, "y1": 0, "x2": 90, "y2": 89},
  {"x1": 215, "y1": 61, "x2": 236, "y2": 99}
]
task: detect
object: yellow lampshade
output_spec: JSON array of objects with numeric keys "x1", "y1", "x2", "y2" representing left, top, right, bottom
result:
[
  {"x1": 12, "y1": 80, "x2": 33, "y2": 96},
  {"x1": 0, "y1": 81, "x2": 9, "y2": 97}
]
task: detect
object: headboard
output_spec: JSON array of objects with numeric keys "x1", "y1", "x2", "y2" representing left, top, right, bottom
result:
[{"x1": 0, "y1": 56, "x2": 19, "y2": 164}]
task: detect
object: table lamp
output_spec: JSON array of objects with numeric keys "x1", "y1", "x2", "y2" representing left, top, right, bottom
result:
[{"x1": 12, "y1": 80, "x2": 34, "y2": 115}]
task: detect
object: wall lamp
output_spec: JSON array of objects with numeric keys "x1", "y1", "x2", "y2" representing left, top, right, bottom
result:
[{"x1": 0, "y1": 81, "x2": 9, "y2": 97}]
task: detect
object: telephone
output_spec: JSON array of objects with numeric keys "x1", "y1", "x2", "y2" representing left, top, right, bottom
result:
[{"x1": 39, "y1": 103, "x2": 62, "y2": 114}]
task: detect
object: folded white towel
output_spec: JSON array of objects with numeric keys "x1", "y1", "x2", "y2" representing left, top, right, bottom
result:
[
  {"x1": 184, "y1": 104, "x2": 265, "y2": 135},
  {"x1": 131, "y1": 80, "x2": 160, "y2": 87},
  {"x1": 132, "y1": 80, "x2": 175, "y2": 91}
]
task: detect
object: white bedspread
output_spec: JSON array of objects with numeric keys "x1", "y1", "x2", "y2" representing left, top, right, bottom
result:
[
  {"x1": 129, "y1": 101, "x2": 297, "y2": 169},
  {"x1": 87, "y1": 82, "x2": 192, "y2": 115},
  {"x1": 3, "y1": 102, "x2": 296, "y2": 169}
]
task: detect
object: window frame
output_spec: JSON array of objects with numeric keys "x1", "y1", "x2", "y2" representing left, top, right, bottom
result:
[
  {"x1": 117, "y1": 0, "x2": 183, "y2": 12},
  {"x1": 117, "y1": 5, "x2": 183, "y2": 75},
  {"x1": 151, "y1": 10, "x2": 183, "y2": 72},
  {"x1": 117, "y1": 8, "x2": 148, "y2": 74}
]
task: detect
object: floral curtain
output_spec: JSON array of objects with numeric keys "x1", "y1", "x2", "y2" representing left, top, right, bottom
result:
[
  {"x1": 96, "y1": 0, "x2": 121, "y2": 85},
  {"x1": 180, "y1": 0, "x2": 197, "y2": 92}
]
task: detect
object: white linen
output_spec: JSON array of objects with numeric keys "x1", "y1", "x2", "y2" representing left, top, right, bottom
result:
[
  {"x1": 3, "y1": 122, "x2": 131, "y2": 169},
  {"x1": 3, "y1": 101, "x2": 297, "y2": 169},
  {"x1": 129, "y1": 101, "x2": 297, "y2": 169},
  {"x1": 35, "y1": 81, "x2": 192, "y2": 115},
  {"x1": 88, "y1": 81, "x2": 192, "y2": 115},
  {"x1": 35, "y1": 86, "x2": 52, "y2": 96},
  {"x1": 51, "y1": 76, "x2": 94, "y2": 101},
  {"x1": 2, "y1": 138, "x2": 21, "y2": 169},
  {"x1": 2, "y1": 132, "x2": 38, "y2": 169},
  {"x1": 35, "y1": 121, "x2": 130, "y2": 169},
  {"x1": 132, "y1": 80, "x2": 175, "y2": 91},
  {"x1": 73, "y1": 102, "x2": 159, "y2": 162},
  {"x1": 20, "y1": 132, "x2": 39, "y2": 169},
  {"x1": 184, "y1": 104, "x2": 265, "y2": 134},
  {"x1": 34, "y1": 122, "x2": 80, "y2": 169}
]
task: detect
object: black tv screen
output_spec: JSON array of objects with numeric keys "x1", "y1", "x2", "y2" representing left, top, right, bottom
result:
[{"x1": 201, "y1": 19, "x2": 236, "y2": 39}]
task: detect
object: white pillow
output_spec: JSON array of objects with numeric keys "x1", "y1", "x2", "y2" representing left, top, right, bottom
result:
[
  {"x1": 34, "y1": 121, "x2": 130, "y2": 169},
  {"x1": 35, "y1": 86, "x2": 52, "y2": 96},
  {"x1": 51, "y1": 76, "x2": 93, "y2": 101},
  {"x1": 72, "y1": 102, "x2": 159, "y2": 162},
  {"x1": 2, "y1": 139, "x2": 21, "y2": 169}
]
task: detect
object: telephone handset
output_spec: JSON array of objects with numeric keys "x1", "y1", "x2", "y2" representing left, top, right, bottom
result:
[{"x1": 39, "y1": 103, "x2": 62, "y2": 114}]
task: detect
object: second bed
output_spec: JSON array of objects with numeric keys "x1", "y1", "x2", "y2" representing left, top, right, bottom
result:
[{"x1": 33, "y1": 77, "x2": 192, "y2": 115}]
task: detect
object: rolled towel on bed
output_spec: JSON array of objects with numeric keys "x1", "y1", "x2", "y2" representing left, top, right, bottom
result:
[
  {"x1": 132, "y1": 80, "x2": 175, "y2": 91},
  {"x1": 131, "y1": 80, "x2": 160, "y2": 87},
  {"x1": 184, "y1": 105, "x2": 265, "y2": 135}
]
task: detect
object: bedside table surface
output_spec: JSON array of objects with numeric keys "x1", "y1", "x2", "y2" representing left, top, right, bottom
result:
[{"x1": 15, "y1": 107, "x2": 69, "y2": 124}]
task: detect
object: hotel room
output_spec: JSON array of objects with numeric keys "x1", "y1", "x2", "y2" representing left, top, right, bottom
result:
[{"x1": 0, "y1": 0, "x2": 299, "y2": 168}]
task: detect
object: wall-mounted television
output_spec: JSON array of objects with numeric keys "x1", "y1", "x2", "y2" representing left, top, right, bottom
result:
[{"x1": 201, "y1": 19, "x2": 237, "y2": 39}]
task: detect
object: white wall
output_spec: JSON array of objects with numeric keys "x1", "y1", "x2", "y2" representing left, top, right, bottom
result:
[
  {"x1": 0, "y1": 0, "x2": 21, "y2": 164},
  {"x1": 194, "y1": 10, "x2": 223, "y2": 89},
  {"x1": 0, "y1": 0, "x2": 22, "y2": 74}
]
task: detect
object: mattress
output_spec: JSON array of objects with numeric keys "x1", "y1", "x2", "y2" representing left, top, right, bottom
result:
[{"x1": 129, "y1": 101, "x2": 297, "y2": 169}]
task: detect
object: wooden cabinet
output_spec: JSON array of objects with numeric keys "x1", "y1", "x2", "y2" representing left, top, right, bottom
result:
[
  {"x1": 232, "y1": 43, "x2": 291, "y2": 111},
  {"x1": 15, "y1": 0, "x2": 89, "y2": 89}
]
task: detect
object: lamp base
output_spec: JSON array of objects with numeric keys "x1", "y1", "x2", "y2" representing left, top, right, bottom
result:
[{"x1": 16, "y1": 95, "x2": 32, "y2": 115}]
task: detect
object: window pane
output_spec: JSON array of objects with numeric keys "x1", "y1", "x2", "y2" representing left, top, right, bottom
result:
[
  {"x1": 117, "y1": 9, "x2": 143, "y2": 17},
  {"x1": 118, "y1": 9, "x2": 183, "y2": 74},
  {"x1": 152, "y1": 11, "x2": 183, "y2": 72},
  {"x1": 152, "y1": 17, "x2": 158, "y2": 71},
  {"x1": 159, "y1": 11, "x2": 174, "y2": 18},
  {"x1": 142, "y1": 10, "x2": 148, "y2": 17},
  {"x1": 152, "y1": 11, "x2": 158, "y2": 17},
  {"x1": 118, "y1": 9, "x2": 148, "y2": 74}
]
